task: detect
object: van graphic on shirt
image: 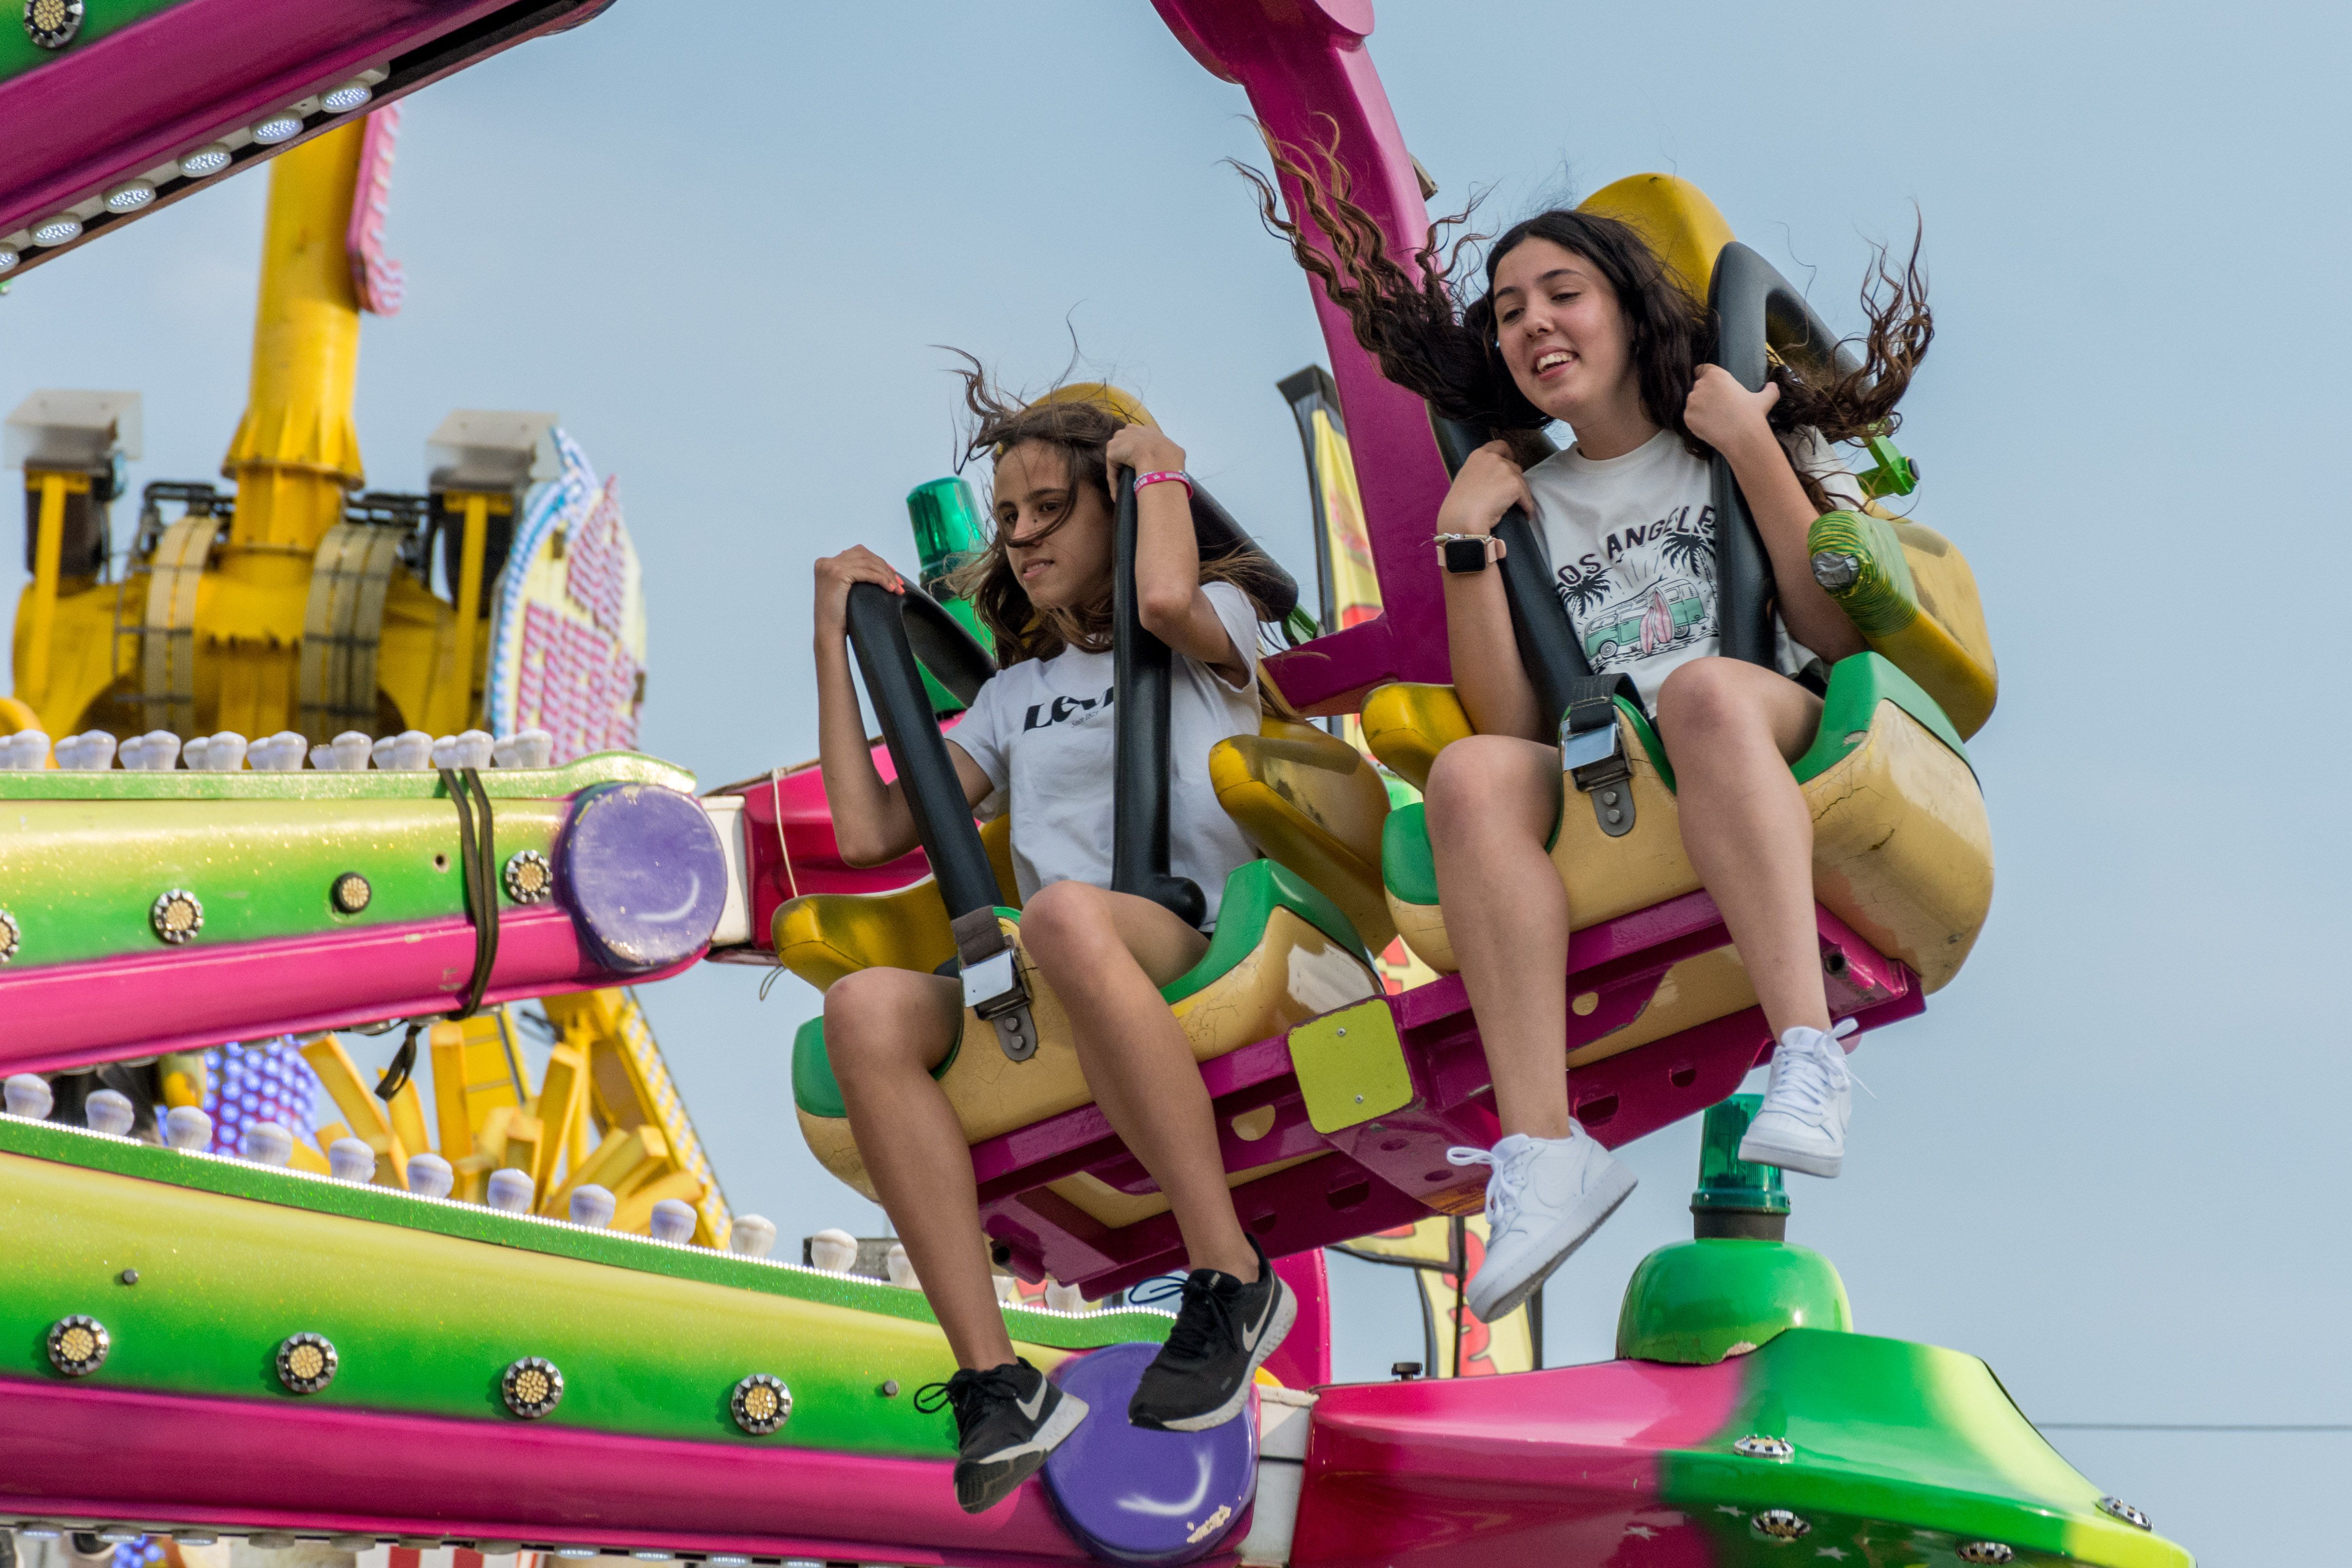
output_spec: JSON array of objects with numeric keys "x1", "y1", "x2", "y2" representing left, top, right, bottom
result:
[{"x1": 1579, "y1": 578, "x2": 1709, "y2": 667}]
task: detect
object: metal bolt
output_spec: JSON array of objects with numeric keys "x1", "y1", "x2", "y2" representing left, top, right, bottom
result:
[
  {"x1": 1601, "y1": 789, "x2": 1619, "y2": 805},
  {"x1": 1810, "y1": 550, "x2": 1861, "y2": 591},
  {"x1": 1335, "y1": 1027, "x2": 1346, "y2": 1037},
  {"x1": 1354, "y1": 1094, "x2": 1364, "y2": 1103},
  {"x1": 1606, "y1": 808, "x2": 1623, "y2": 824},
  {"x1": 1751, "y1": 1509, "x2": 1810, "y2": 1540},
  {"x1": 880, "y1": 1378, "x2": 900, "y2": 1397},
  {"x1": 117, "y1": 1269, "x2": 137, "y2": 1286},
  {"x1": 2098, "y1": 1496, "x2": 2152, "y2": 1530}
]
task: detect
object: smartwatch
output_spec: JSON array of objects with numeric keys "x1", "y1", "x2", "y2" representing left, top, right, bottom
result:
[{"x1": 1434, "y1": 533, "x2": 1504, "y2": 574}]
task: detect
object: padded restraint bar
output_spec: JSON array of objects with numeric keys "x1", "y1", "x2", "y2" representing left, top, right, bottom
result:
[
  {"x1": 843, "y1": 580, "x2": 1001, "y2": 921},
  {"x1": 1110, "y1": 468, "x2": 1210, "y2": 929},
  {"x1": 1708, "y1": 241, "x2": 1862, "y2": 668},
  {"x1": 1428, "y1": 411, "x2": 1597, "y2": 733},
  {"x1": 845, "y1": 578, "x2": 1039, "y2": 1057},
  {"x1": 897, "y1": 579, "x2": 998, "y2": 708}
]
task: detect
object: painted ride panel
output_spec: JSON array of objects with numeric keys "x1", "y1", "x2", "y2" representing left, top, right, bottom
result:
[
  {"x1": 0, "y1": 1113, "x2": 1167, "y2": 1564},
  {"x1": 0, "y1": 752, "x2": 725, "y2": 1069},
  {"x1": 0, "y1": 0, "x2": 618, "y2": 281}
]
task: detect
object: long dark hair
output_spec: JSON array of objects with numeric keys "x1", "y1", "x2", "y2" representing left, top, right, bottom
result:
[
  {"x1": 1235, "y1": 129, "x2": 1931, "y2": 500},
  {"x1": 941, "y1": 352, "x2": 1293, "y2": 668}
]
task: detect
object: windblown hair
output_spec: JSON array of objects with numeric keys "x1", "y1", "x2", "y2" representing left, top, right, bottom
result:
[
  {"x1": 1234, "y1": 127, "x2": 1932, "y2": 508},
  {"x1": 941, "y1": 351, "x2": 1294, "y2": 668}
]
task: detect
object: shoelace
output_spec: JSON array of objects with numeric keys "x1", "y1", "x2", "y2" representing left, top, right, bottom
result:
[
  {"x1": 1130, "y1": 1271, "x2": 1240, "y2": 1361},
  {"x1": 1446, "y1": 1139, "x2": 1542, "y2": 1235},
  {"x1": 1768, "y1": 1020, "x2": 1864, "y2": 1118},
  {"x1": 913, "y1": 1362, "x2": 1030, "y2": 1428}
]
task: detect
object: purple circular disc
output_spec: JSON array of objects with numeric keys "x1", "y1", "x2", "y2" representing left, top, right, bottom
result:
[
  {"x1": 556, "y1": 783, "x2": 727, "y2": 973},
  {"x1": 1041, "y1": 1342, "x2": 1257, "y2": 1565}
]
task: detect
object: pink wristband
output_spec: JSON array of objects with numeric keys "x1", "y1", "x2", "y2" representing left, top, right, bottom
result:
[{"x1": 1134, "y1": 470, "x2": 1193, "y2": 498}]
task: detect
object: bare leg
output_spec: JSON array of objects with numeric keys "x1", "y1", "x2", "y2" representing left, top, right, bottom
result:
[
  {"x1": 1422, "y1": 734, "x2": 1577, "y2": 1140},
  {"x1": 1017, "y1": 882, "x2": 1258, "y2": 1280},
  {"x1": 825, "y1": 966, "x2": 1015, "y2": 1371},
  {"x1": 1654, "y1": 657, "x2": 1830, "y2": 1039}
]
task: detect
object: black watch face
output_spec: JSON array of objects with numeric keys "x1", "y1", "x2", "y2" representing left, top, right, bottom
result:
[{"x1": 1443, "y1": 537, "x2": 1489, "y2": 574}]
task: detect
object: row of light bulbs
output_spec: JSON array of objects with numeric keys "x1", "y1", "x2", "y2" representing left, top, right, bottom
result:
[{"x1": 0, "y1": 77, "x2": 382, "y2": 275}]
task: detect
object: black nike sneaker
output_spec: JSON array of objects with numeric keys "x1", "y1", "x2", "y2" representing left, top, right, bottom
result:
[
  {"x1": 914, "y1": 1359, "x2": 1089, "y2": 1514},
  {"x1": 1127, "y1": 1237, "x2": 1296, "y2": 1431}
]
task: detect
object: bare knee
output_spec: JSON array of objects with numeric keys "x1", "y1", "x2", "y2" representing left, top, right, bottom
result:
[
  {"x1": 1425, "y1": 735, "x2": 1553, "y2": 849},
  {"x1": 824, "y1": 966, "x2": 951, "y2": 1081},
  {"x1": 1653, "y1": 657, "x2": 1756, "y2": 746},
  {"x1": 1018, "y1": 878, "x2": 1117, "y2": 960}
]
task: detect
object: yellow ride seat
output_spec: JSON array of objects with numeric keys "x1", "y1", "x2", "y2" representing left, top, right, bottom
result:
[
  {"x1": 784, "y1": 858, "x2": 1380, "y2": 1216},
  {"x1": 1366, "y1": 652, "x2": 1993, "y2": 1072},
  {"x1": 1208, "y1": 714, "x2": 1395, "y2": 952},
  {"x1": 1580, "y1": 171, "x2": 1999, "y2": 734}
]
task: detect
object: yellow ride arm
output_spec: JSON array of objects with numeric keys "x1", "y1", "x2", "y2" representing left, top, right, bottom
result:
[
  {"x1": 1808, "y1": 507, "x2": 1998, "y2": 739},
  {"x1": 1359, "y1": 683, "x2": 1475, "y2": 793}
]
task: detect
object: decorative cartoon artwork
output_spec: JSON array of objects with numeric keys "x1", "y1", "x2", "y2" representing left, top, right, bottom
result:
[{"x1": 484, "y1": 431, "x2": 647, "y2": 764}]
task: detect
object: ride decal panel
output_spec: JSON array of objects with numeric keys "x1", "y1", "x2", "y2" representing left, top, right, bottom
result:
[{"x1": 487, "y1": 431, "x2": 647, "y2": 763}]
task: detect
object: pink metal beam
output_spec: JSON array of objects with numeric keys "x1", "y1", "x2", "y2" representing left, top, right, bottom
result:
[
  {"x1": 0, "y1": 1375, "x2": 1104, "y2": 1568},
  {"x1": 1154, "y1": 0, "x2": 1454, "y2": 711},
  {"x1": 0, "y1": 908, "x2": 700, "y2": 1074},
  {"x1": 0, "y1": 0, "x2": 618, "y2": 275}
]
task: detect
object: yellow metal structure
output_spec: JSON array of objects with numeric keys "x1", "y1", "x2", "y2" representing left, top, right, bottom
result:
[
  {"x1": 7, "y1": 122, "x2": 464, "y2": 743},
  {"x1": 0, "y1": 129, "x2": 729, "y2": 1247}
]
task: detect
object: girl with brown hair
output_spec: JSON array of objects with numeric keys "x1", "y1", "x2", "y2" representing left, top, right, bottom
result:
[
  {"x1": 1243, "y1": 144, "x2": 1930, "y2": 1322},
  {"x1": 809, "y1": 370, "x2": 1295, "y2": 1514}
]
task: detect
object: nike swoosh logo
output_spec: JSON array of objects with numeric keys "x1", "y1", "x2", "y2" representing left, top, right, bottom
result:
[
  {"x1": 1240, "y1": 1283, "x2": 1276, "y2": 1351},
  {"x1": 1015, "y1": 1378, "x2": 1049, "y2": 1422}
]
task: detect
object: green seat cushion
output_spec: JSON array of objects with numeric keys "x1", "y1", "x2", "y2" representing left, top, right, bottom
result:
[
  {"x1": 1794, "y1": 651, "x2": 1973, "y2": 783},
  {"x1": 793, "y1": 1015, "x2": 848, "y2": 1120},
  {"x1": 791, "y1": 871, "x2": 1369, "y2": 1117},
  {"x1": 793, "y1": 1008, "x2": 964, "y2": 1121},
  {"x1": 1382, "y1": 804, "x2": 1440, "y2": 908},
  {"x1": 1160, "y1": 858, "x2": 1372, "y2": 1005}
]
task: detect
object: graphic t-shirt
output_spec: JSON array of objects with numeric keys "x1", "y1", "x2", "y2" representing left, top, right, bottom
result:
[
  {"x1": 1523, "y1": 428, "x2": 1861, "y2": 708},
  {"x1": 948, "y1": 581, "x2": 1264, "y2": 927}
]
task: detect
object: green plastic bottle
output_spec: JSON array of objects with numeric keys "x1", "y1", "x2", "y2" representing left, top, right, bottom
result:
[{"x1": 903, "y1": 477, "x2": 995, "y2": 715}]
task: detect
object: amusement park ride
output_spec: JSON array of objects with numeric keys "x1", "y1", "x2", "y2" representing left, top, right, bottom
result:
[{"x1": 0, "y1": 2, "x2": 2188, "y2": 1567}]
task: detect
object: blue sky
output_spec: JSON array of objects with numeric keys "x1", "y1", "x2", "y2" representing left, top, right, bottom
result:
[{"x1": 4, "y1": 3, "x2": 2345, "y2": 1556}]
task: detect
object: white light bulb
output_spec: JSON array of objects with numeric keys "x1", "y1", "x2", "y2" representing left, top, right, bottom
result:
[
  {"x1": 251, "y1": 115, "x2": 305, "y2": 145},
  {"x1": 30, "y1": 215, "x2": 80, "y2": 246},
  {"x1": 322, "y1": 81, "x2": 374, "y2": 114},
  {"x1": 0, "y1": 249, "x2": 19, "y2": 274},
  {"x1": 179, "y1": 144, "x2": 232, "y2": 177},
  {"x1": 104, "y1": 181, "x2": 155, "y2": 214},
  {"x1": 163, "y1": 1105, "x2": 213, "y2": 1150},
  {"x1": 328, "y1": 1137, "x2": 377, "y2": 1183}
]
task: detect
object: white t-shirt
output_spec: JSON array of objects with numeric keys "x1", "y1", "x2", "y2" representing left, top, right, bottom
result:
[
  {"x1": 948, "y1": 581, "x2": 1265, "y2": 927},
  {"x1": 1523, "y1": 428, "x2": 1861, "y2": 708}
]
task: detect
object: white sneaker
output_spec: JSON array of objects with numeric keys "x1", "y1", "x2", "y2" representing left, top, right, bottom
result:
[
  {"x1": 1447, "y1": 1125, "x2": 1637, "y2": 1322},
  {"x1": 1739, "y1": 1020, "x2": 1858, "y2": 1177}
]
